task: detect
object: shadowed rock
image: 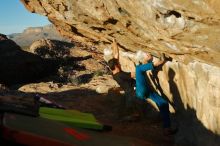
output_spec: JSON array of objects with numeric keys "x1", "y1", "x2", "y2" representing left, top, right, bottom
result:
[
  {"x1": 0, "y1": 34, "x2": 59, "y2": 85},
  {"x1": 30, "y1": 39, "x2": 74, "y2": 59}
]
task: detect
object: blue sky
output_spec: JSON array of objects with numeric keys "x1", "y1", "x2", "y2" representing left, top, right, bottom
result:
[{"x1": 0, "y1": 0, "x2": 50, "y2": 35}]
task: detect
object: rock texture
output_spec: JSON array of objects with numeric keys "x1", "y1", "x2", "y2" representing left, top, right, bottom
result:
[
  {"x1": 20, "y1": 0, "x2": 220, "y2": 66},
  {"x1": 0, "y1": 34, "x2": 59, "y2": 85},
  {"x1": 29, "y1": 39, "x2": 74, "y2": 58},
  {"x1": 161, "y1": 62, "x2": 220, "y2": 146},
  {"x1": 20, "y1": 0, "x2": 220, "y2": 146}
]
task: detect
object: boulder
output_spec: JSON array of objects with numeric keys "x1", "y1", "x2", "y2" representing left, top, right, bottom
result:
[
  {"x1": 0, "y1": 34, "x2": 59, "y2": 85},
  {"x1": 29, "y1": 39, "x2": 74, "y2": 58},
  {"x1": 20, "y1": 0, "x2": 220, "y2": 66}
]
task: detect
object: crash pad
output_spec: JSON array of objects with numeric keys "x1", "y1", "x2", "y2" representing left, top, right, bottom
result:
[
  {"x1": 1, "y1": 113, "x2": 134, "y2": 146},
  {"x1": 40, "y1": 107, "x2": 105, "y2": 130},
  {"x1": 0, "y1": 95, "x2": 39, "y2": 117}
]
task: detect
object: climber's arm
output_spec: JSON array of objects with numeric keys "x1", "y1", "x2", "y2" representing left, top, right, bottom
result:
[
  {"x1": 153, "y1": 60, "x2": 164, "y2": 67},
  {"x1": 153, "y1": 53, "x2": 166, "y2": 67},
  {"x1": 112, "y1": 38, "x2": 119, "y2": 60}
]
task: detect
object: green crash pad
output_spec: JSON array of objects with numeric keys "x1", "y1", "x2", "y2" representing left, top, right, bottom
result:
[
  {"x1": 2, "y1": 113, "x2": 134, "y2": 146},
  {"x1": 40, "y1": 107, "x2": 106, "y2": 130}
]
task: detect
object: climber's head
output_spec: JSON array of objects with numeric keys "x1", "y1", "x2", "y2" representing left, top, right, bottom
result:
[
  {"x1": 136, "y1": 50, "x2": 153, "y2": 64},
  {"x1": 143, "y1": 52, "x2": 153, "y2": 63},
  {"x1": 108, "y1": 58, "x2": 121, "y2": 72}
]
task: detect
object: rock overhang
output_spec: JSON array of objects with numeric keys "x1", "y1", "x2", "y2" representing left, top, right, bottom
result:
[{"x1": 20, "y1": 0, "x2": 220, "y2": 67}]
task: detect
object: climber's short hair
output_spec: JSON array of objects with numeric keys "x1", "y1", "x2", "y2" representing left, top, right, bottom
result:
[
  {"x1": 136, "y1": 50, "x2": 147, "y2": 64},
  {"x1": 135, "y1": 50, "x2": 153, "y2": 64},
  {"x1": 108, "y1": 58, "x2": 119, "y2": 70}
]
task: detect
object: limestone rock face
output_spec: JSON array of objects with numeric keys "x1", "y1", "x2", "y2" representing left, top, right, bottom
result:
[
  {"x1": 20, "y1": 0, "x2": 220, "y2": 66},
  {"x1": 160, "y1": 62, "x2": 220, "y2": 146},
  {"x1": 20, "y1": 0, "x2": 220, "y2": 145}
]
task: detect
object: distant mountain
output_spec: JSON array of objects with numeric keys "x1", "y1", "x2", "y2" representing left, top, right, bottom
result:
[{"x1": 8, "y1": 24, "x2": 69, "y2": 47}]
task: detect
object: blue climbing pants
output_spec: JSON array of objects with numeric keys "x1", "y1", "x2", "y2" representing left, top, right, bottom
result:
[{"x1": 148, "y1": 92, "x2": 171, "y2": 128}]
